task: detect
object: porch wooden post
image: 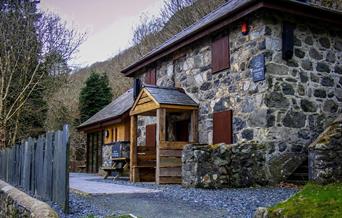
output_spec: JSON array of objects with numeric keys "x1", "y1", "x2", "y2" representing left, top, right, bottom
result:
[
  {"x1": 156, "y1": 108, "x2": 166, "y2": 184},
  {"x1": 191, "y1": 110, "x2": 198, "y2": 143},
  {"x1": 130, "y1": 115, "x2": 138, "y2": 182}
]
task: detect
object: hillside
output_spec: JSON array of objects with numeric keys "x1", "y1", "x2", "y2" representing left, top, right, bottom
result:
[{"x1": 45, "y1": 0, "x2": 227, "y2": 132}]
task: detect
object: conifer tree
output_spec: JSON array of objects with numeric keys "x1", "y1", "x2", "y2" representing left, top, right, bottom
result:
[{"x1": 79, "y1": 72, "x2": 113, "y2": 123}]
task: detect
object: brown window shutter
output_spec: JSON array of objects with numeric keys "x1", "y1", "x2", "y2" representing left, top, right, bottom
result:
[
  {"x1": 145, "y1": 71, "x2": 151, "y2": 84},
  {"x1": 146, "y1": 124, "x2": 157, "y2": 147},
  {"x1": 145, "y1": 68, "x2": 157, "y2": 85},
  {"x1": 213, "y1": 110, "x2": 233, "y2": 144},
  {"x1": 150, "y1": 68, "x2": 156, "y2": 85},
  {"x1": 211, "y1": 35, "x2": 230, "y2": 74}
]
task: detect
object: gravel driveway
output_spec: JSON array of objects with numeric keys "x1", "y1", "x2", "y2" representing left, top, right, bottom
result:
[{"x1": 53, "y1": 173, "x2": 297, "y2": 218}]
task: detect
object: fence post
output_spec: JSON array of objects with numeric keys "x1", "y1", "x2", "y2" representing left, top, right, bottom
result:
[
  {"x1": 20, "y1": 142, "x2": 25, "y2": 187},
  {"x1": 29, "y1": 138, "x2": 35, "y2": 193},
  {"x1": 35, "y1": 136, "x2": 45, "y2": 196},
  {"x1": 61, "y1": 125, "x2": 69, "y2": 212},
  {"x1": 43, "y1": 132, "x2": 54, "y2": 201},
  {"x1": 52, "y1": 130, "x2": 60, "y2": 203},
  {"x1": 23, "y1": 140, "x2": 32, "y2": 191},
  {"x1": 0, "y1": 150, "x2": 3, "y2": 180}
]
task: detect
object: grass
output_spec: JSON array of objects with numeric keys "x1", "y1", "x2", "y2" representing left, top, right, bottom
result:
[{"x1": 269, "y1": 183, "x2": 342, "y2": 218}]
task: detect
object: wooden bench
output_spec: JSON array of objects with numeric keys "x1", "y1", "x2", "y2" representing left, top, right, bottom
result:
[{"x1": 101, "y1": 157, "x2": 129, "y2": 179}]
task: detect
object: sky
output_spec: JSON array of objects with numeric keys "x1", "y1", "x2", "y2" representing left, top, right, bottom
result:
[{"x1": 40, "y1": 0, "x2": 164, "y2": 68}]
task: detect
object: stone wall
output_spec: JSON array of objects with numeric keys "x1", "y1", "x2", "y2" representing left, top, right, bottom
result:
[
  {"x1": 102, "y1": 141, "x2": 130, "y2": 167},
  {"x1": 262, "y1": 11, "x2": 342, "y2": 158},
  {"x1": 182, "y1": 143, "x2": 267, "y2": 188},
  {"x1": 103, "y1": 144, "x2": 112, "y2": 167},
  {"x1": 0, "y1": 180, "x2": 58, "y2": 217},
  {"x1": 182, "y1": 142, "x2": 306, "y2": 188},
  {"x1": 309, "y1": 114, "x2": 342, "y2": 184},
  {"x1": 136, "y1": 10, "x2": 342, "y2": 152},
  {"x1": 135, "y1": 9, "x2": 341, "y2": 186},
  {"x1": 137, "y1": 12, "x2": 269, "y2": 145},
  {"x1": 137, "y1": 116, "x2": 156, "y2": 146}
]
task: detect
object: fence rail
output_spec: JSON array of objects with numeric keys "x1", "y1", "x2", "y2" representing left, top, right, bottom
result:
[{"x1": 0, "y1": 125, "x2": 69, "y2": 212}]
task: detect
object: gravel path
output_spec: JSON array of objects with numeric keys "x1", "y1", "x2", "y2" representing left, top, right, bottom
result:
[{"x1": 52, "y1": 174, "x2": 298, "y2": 218}]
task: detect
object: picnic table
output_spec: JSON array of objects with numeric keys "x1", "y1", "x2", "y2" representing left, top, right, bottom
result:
[{"x1": 102, "y1": 157, "x2": 129, "y2": 179}]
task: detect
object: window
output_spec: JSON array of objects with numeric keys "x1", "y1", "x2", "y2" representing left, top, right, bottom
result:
[
  {"x1": 211, "y1": 35, "x2": 230, "y2": 74},
  {"x1": 213, "y1": 110, "x2": 233, "y2": 144},
  {"x1": 145, "y1": 68, "x2": 156, "y2": 85}
]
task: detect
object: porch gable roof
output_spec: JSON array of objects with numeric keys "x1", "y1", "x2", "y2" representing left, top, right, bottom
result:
[{"x1": 130, "y1": 86, "x2": 198, "y2": 116}]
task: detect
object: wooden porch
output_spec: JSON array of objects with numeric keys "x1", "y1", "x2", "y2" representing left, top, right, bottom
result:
[{"x1": 129, "y1": 86, "x2": 198, "y2": 184}]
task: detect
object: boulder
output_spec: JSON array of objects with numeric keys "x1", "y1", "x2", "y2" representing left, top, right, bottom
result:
[{"x1": 309, "y1": 114, "x2": 342, "y2": 184}]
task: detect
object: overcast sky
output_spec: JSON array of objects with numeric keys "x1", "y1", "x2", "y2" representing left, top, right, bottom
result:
[{"x1": 40, "y1": 0, "x2": 164, "y2": 68}]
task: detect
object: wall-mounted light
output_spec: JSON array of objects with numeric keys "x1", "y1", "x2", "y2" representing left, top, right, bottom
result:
[{"x1": 241, "y1": 20, "x2": 249, "y2": 35}]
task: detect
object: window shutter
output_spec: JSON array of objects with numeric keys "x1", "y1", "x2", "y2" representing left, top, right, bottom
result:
[
  {"x1": 145, "y1": 71, "x2": 150, "y2": 84},
  {"x1": 212, "y1": 35, "x2": 230, "y2": 74},
  {"x1": 145, "y1": 68, "x2": 157, "y2": 85},
  {"x1": 146, "y1": 124, "x2": 157, "y2": 147},
  {"x1": 213, "y1": 110, "x2": 233, "y2": 144},
  {"x1": 150, "y1": 68, "x2": 156, "y2": 85}
]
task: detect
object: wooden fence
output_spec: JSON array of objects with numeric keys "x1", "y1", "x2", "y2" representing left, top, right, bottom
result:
[{"x1": 0, "y1": 125, "x2": 70, "y2": 212}]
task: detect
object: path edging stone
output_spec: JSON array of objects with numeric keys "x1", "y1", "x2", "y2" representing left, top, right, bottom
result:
[{"x1": 0, "y1": 179, "x2": 58, "y2": 217}]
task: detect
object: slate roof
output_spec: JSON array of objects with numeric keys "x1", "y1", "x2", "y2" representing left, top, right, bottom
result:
[
  {"x1": 122, "y1": 0, "x2": 342, "y2": 76},
  {"x1": 78, "y1": 89, "x2": 134, "y2": 129},
  {"x1": 145, "y1": 86, "x2": 198, "y2": 107}
]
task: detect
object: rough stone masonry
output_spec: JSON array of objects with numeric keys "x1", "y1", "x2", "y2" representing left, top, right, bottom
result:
[{"x1": 135, "y1": 9, "x2": 341, "y2": 187}]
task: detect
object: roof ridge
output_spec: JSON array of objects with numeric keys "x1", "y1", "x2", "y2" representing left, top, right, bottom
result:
[{"x1": 144, "y1": 85, "x2": 184, "y2": 91}]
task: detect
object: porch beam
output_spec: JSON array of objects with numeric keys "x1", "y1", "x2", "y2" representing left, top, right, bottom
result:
[
  {"x1": 130, "y1": 115, "x2": 138, "y2": 182},
  {"x1": 190, "y1": 110, "x2": 198, "y2": 143},
  {"x1": 156, "y1": 108, "x2": 166, "y2": 184}
]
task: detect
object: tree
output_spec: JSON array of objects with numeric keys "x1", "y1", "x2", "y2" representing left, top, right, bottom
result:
[
  {"x1": 0, "y1": 0, "x2": 85, "y2": 148},
  {"x1": 132, "y1": 0, "x2": 225, "y2": 58},
  {"x1": 79, "y1": 72, "x2": 113, "y2": 123}
]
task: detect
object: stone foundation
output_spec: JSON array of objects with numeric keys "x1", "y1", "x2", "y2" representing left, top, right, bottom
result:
[
  {"x1": 182, "y1": 142, "x2": 306, "y2": 188},
  {"x1": 309, "y1": 114, "x2": 342, "y2": 184},
  {"x1": 0, "y1": 180, "x2": 57, "y2": 217}
]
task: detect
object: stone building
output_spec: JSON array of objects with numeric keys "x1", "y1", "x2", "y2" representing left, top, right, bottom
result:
[{"x1": 121, "y1": 0, "x2": 342, "y2": 186}]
